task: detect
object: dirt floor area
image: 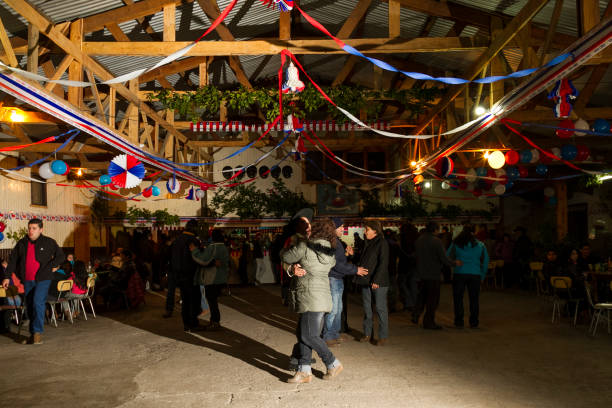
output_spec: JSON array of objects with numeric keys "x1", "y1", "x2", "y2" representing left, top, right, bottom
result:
[{"x1": 1, "y1": 284, "x2": 611, "y2": 407}]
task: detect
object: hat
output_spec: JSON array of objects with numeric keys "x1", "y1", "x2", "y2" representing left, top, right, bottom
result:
[
  {"x1": 332, "y1": 217, "x2": 343, "y2": 229},
  {"x1": 291, "y1": 208, "x2": 314, "y2": 222}
]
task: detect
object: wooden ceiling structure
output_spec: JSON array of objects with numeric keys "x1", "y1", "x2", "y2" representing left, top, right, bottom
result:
[{"x1": 0, "y1": 0, "x2": 611, "y2": 181}]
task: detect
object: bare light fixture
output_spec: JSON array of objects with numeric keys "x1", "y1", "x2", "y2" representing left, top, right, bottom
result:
[{"x1": 474, "y1": 106, "x2": 486, "y2": 116}]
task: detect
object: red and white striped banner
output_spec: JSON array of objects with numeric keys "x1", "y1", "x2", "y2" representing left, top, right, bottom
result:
[{"x1": 191, "y1": 120, "x2": 390, "y2": 132}]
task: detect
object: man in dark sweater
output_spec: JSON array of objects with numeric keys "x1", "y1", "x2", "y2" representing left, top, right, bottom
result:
[
  {"x1": 412, "y1": 221, "x2": 460, "y2": 330},
  {"x1": 2, "y1": 219, "x2": 64, "y2": 344},
  {"x1": 322, "y1": 218, "x2": 368, "y2": 346}
]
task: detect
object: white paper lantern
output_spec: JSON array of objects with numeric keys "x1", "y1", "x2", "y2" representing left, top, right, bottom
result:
[
  {"x1": 494, "y1": 183, "x2": 506, "y2": 195},
  {"x1": 441, "y1": 181, "x2": 450, "y2": 190},
  {"x1": 465, "y1": 168, "x2": 477, "y2": 183},
  {"x1": 487, "y1": 150, "x2": 506, "y2": 169},
  {"x1": 551, "y1": 147, "x2": 561, "y2": 161},
  {"x1": 39, "y1": 162, "x2": 54, "y2": 179},
  {"x1": 529, "y1": 149, "x2": 540, "y2": 163},
  {"x1": 574, "y1": 118, "x2": 589, "y2": 136},
  {"x1": 544, "y1": 187, "x2": 555, "y2": 197},
  {"x1": 195, "y1": 189, "x2": 206, "y2": 199},
  {"x1": 495, "y1": 168, "x2": 507, "y2": 177}
]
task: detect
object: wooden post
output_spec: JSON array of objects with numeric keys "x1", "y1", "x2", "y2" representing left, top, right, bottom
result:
[
  {"x1": 279, "y1": 10, "x2": 291, "y2": 40},
  {"x1": 128, "y1": 78, "x2": 139, "y2": 143},
  {"x1": 579, "y1": 0, "x2": 600, "y2": 35},
  {"x1": 68, "y1": 19, "x2": 83, "y2": 108},
  {"x1": 555, "y1": 181, "x2": 568, "y2": 241},
  {"x1": 199, "y1": 57, "x2": 209, "y2": 87},
  {"x1": 389, "y1": 0, "x2": 400, "y2": 38},
  {"x1": 163, "y1": 4, "x2": 176, "y2": 42},
  {"x1": 27, "y1": 23, "x2": 39, "y2": 73}
]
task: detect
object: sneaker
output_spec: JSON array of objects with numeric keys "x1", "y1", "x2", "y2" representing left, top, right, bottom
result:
[
  {"x1": 323, "y1": 363, "x2": 343, "y2": 380},
  {"x1": 33, "y1": 333, "x2": 43, "y2": 345},
  {"x1": 287, "y1": 371, "x2": 312, "y2": 384},
  {"x1": 358, "y1": 335, "x2": 370, "y2": 343},
  {"x1": 162, "y1": 311, "x2": 173, "y2": 318}
]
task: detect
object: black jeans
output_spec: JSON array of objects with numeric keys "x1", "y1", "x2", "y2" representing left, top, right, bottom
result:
[
  {"x1": 165, "y1": 272, "x2": 177, "y2": 312},
  {"x1": 413, "y1": 279, "x2": 441, "y2": 328},
  {"x1": 205, "y1": 284, "x2": 223, "y2": 323},
  {"x1": 295, "y1": 312, "x2": 335, "y2": 367},
  {"x1": 452, "y1": 274, "x2": 481, "y2": 327},
  {"x1": 179, "y1": 283, "x2": 201, "y2": 329}
]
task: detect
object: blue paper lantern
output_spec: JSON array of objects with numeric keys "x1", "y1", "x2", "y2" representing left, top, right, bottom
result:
[
  {"x1": 519, "y1": 150, "x2": 532, "y2": 163},
  {"x1": 536, "y1": 164, "x2": 548, "y2": 176},
  {"x1": 0, "y1": 231, "x2": 4, "y2": 242},
  {"x1": 151, "y1": 186, "x2": 161, "y2": 196},
  {"x1": 51, "y1": 160, "x2": 68, "y2": 175},
  {"x1": 506, "y1": 166, "x2": 520, "y2": 180},
  {"x1": 99, "y1": 174, "x2": 112, "y2": 185},
  {"x1": 505, "y1": 181, "x2": 514, "y2": 190},
  {"x1": 476, "y1": 167, "x2": 487, "y2": 178},
  {"x1": 548, "y1": 197, "x2": 557, "y2": 205},
  {"x1": 592, "y1": 118, "x2": 610, "y2": 134},
  {"x1": 561, "y1": 144, "x2": 577, "y2": 160}
]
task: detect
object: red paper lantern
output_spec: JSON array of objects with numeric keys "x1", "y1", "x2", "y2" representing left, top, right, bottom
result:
[
  {"x1": 454, "y1": 167, "x2": 465, "y2": 179},
  {"x1": 540, "y1": 150, "x2": 553, "y2": 164},
  {"x1": 0, "y1": 221, "x2": 5, "y2": 232},
  {"x1": 576, "y1": 145, "x2": 590, "y2": 161},
  {"x1": 486, "y1": 169, "x2": 496, "y2": 185},
  {"x1": 505, "y1": 150, "x2": 519, "y2": 165},
  {"x1": 142, "y1": 188, "x2": 153, "y2": 198},
  {"x1": 556, "y1": 119, "x2": 574, "y2": 138},
  {"x1": 518, "y1": 166, "x2": 528, "y2": 178},
  {"x1": 109, "y1": 184, "x2": 118, "y2": 191}
]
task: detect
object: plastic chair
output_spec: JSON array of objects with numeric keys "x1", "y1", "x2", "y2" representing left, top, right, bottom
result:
[
  {"x1": 46, "y1": 280, "x2": 74, "y2": 327},
  {"x1": 585, "y1": 283, "x2": 612, "y2": 336},
  {"x1": 550, "y1": 276, "x2": 580, "y2": 327},
  {"x1": 77, "y1": 277, "x2": 97, "y2": 320},
  {"x1": 530, "y1": 262, "x2": 544, "y2": 295},
  {"x1": 0, "y1": 286, "x2": 26, "y2": 335}
]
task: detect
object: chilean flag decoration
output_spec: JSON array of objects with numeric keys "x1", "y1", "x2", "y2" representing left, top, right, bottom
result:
[
  {"x1": 548, "y1": 79, "x2": 578, "y2": 118},
  {"x1": 108, "y1": 154, "x2": 146, "y2": 189},
  {"x1": 259, "y1": 0, "x2": 293, "y2": 11}
]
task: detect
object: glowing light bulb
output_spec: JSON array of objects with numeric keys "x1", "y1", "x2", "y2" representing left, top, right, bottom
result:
[
  {"x1": 484, "y1": 151, "x2": 490, "y2": 159},
  {"x1": 474, "y1": 106, "x2": 486, "y2": 116},
  {"x1": 9, "y1": 109, "x2": 25, "y2": 122},
  {"x1": 76, "y1": 168, "x2": 83, "y2": 177},
  {"x1": 487, "y1": 150, "x2": 506, "y2": 169},
  {"x1": 424, "y1": 181, "x2": 431, "y2": 188},
  {"x1": 410, "y1": 161, "x2": 417, "y2": 167}
]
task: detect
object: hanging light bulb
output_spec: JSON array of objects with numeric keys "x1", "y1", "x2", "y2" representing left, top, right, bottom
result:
[
  {"x1": 487, "y1": 150, "x2": 506, "y2": 169},
  {"x1": 474, "y1": 106, "x2": 486, "y2": 116},
  {"x1": 76, "y1": 168, "x2": 83, "y2": 177},
  {"x1": 483, "y1": 151, "x2": 490, "y2": 159}
]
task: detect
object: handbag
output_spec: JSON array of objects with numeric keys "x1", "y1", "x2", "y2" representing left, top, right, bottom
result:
[{"x1": 200, "y1": 244, "x2": 218, "y2": 286}]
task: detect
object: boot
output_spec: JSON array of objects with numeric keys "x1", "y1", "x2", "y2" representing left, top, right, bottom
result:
[
  {"x1": 287, "y1": 371, "x2": 312, "y2": 384},
  {"x1": 323, "y1": 363, "x2": 343, "y2": 380}
]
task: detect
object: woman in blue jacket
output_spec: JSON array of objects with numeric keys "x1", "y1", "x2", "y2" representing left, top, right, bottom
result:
[{"x1": 447, "y1": 225, "x2": 489, "y2": 329}]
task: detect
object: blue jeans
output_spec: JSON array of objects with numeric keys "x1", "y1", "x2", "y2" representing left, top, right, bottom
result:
[
  {"x1": 24, "y1": 280, "x2": 52, "y2": 334},
  {"x1": 296, "y1": 312, "x2": 335, "y2": 367},
  {"x1": 323, "y1": 277, "x2": 344, "y2": 341},
  {"x1": 200, "y1": 285, "x2": 209, "y2": 311},
  {"x1": 361, "y1": 286, "x2": 389, "y2": 339}
]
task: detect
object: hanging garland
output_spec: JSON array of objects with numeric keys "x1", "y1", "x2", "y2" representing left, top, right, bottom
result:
[{"x1": 151, "y1": 84, "x2": 442, "y2": 123}]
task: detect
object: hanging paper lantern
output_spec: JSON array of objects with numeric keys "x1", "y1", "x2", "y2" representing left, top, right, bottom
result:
[
  {"x1": 576, "y1": 145, "x2": 590, "y2": 161},
  {"x1": 109, "y1": 184, "x2": 119, "y2": 191},
  {"x1": 413, "y1": 174, "x2": 424, "y2": 184},
  {"x1": 529, "y1": 149, "x2": 540, "y2": 164},
  {"x1": 142, "y1": 188, "x2": 153, "y2": 198},
  {"x1": 556, "y1": 119, "x2": 574, "y2": 138},
  {"x1": 544, "y1": 187, "x2": 555, "y2": 197},
  {"x1": 167, "y1": 178, "x2": 180, "y2": 194},
  {"x1": 151, "y1": 186, "x2": 161, "y2": 197},
  {"x1": 436, "y1": 156, "x2": 454, "y2": 178},
  {"x1": 0, "y1": 221, "x2": 5, "y2": 232},
  {"x1": 185, "y1": 187, "x2": 196, "y2": 200},
  {"x1": 282, "y1": 166, "x2": 293, "y2": 179},
  {"x1": 234, "y1": 166, "x2": 245, "y2": 180},
  {"x1": 535, "y1": 164, "x2": 548, "y2": 176},
  {"x1": 99, "y1": 175, "x2": 112, "y2": 186},
  {"x1": 518, "y1": 166, "x2": 528, "y2": 178},
  {"x1": 39, "y1": 162, "x2": 54, "y2": 179},
  {"x1": 494, "y1": 183, "x2": 506, "y2": 195},
  {"x1": 551, "y1": 147, "x2": 561, "y2": 160},
  {"x1": 485, "y1": 169, "x2": 497, "y2": 185},
  {"x1": 246, "y1": 166, "x2": 257, "y2": 178},
  {"x1": 495, "y1": 169, "x2": 508, "y2": 185},
  {"x1": 592, "y1": 118, "x2": 610, "y2": 134},
  {"x1": 465, "y1": 168, "x2": 477, "y2": 183},
  {"x1": 505, "y1": 181, "x2": 514, "y2": 190},
  {"x1": 487, "y1": 150, "x2": 505, "y2": 169},
  {"x1": 574, "y1": 118, "x2": 589, "y2": 136},
  {"x1": 282, "y1": 62, "x2": 305, "y2": 93},
  {"x1": 441, "y1": 181, "x2": 450, "y2": 190},
  {"x1": 259, "y1": 166, "x2": 270, "y2": 179},
  {"x1": 561, "y1": 144, "x2": 577, "y2": 160},
  {"x1": 108, "y1": 154, "x2": 145, "y2": 189},
  {"x1": 519, "y1": 150, "x2": 532, "y2": 163},
  {"x1": 0, "y1": 231, "x2": 4, "y2": 242},
  {"x1": 62, "y1": 165, "x2": 71, "y2": 176},
  {"x1": 506, "y1": 166, "x2": 519, "y2": 180},
  {"x1": 259, "y1": 0, "x2": 294, "y2": 12},
  {"x1": 475, "y1": 167, "x2": 487, "y2": 178},
  {"x1": 505, "y1": 150, "x2": 519, "y2": 165},
  {"x1": 271, "y1": 166, "x2": 281, "y2": 179},
  {"x1": 195, "y1": 189, "x2": 206, "y2": 200},
  {"x1": 454, "y1": 167, "x2": 466, "y2": 179},
  {"x1": 51, "y1": 160, "x2": 68, "y2": 175}
]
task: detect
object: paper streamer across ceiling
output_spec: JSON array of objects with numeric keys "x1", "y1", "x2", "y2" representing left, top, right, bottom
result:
[
  {"x1": 295, "y1": 5, "x2": 572, "y2": 85},
  {"x1": 0, "y1": 0, "x2": 238, "y2": 86}
]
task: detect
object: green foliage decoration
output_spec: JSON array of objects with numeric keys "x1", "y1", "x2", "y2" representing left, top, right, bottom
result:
[
  {"x1": 151, "y1": 84, "x2": 443, "y2": 123},
  {"x1": 6, "y1": 227, "x2": 27, "y2": 243},
  {"x1": 112, "y1": 207, "x2": 180, "y2": 226}
]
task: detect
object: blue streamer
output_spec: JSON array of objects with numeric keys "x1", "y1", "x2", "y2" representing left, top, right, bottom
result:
[{"x1": 11, "y1": 129, "x2": 80, "y2": 171}]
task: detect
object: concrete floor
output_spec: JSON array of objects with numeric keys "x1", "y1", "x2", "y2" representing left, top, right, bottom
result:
[{"x1": 1, "y1": 285, "x2": 611, "y2": 408}]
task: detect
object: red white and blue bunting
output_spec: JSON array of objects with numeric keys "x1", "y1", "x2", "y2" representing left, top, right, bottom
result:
[{"x1": 0, "y1": 210, "x2": 87, "y2": 223}]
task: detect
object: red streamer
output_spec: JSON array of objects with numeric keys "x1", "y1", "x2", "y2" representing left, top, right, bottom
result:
[{"x1": 0, "y1": 136, "x2": 55, "y2": 152}]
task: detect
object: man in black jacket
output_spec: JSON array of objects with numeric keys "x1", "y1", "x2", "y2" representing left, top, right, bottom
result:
[
  {"x1": 2, "y1": 219, "x2": 64, "y2": 344},
  {"x1": 169, "y1": 219, "x2": 203, "y2": 332},
  {"x1": 355, "y1": 220, "x2": 390, "y2": 346},
  {"x1": 322, "y1": 218, "x2": 368, "y2": 346}
]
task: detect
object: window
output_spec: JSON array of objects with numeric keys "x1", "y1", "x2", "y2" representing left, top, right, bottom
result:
[{"x1": 31, "y1": 176, "x2": 47, "y2": 206}]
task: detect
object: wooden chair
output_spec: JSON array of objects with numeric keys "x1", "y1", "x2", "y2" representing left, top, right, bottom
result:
[
  {"x1": 550, "y1": 276, "x2": 580, "y2": 327},
  {"x1": 0, "y1": 286, "x2": 26, "y2": 335},
  {"x1": 75, "y1": 277, "x2": 96, "y2": 320},
  {"x1": 46, "y1": 280, "x2": 74, "y2": 327},
  {"x1": 529, "y1": 262, "x2": 544, "y2": 295}
]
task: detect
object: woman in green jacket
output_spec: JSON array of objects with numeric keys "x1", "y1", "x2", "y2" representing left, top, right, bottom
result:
[
  {"x1": 281, "y1": 218, "x2": 344, "y2": 384},
  {"x1": 191, "y1": 229, "x2": 229, "y2": 330}
]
